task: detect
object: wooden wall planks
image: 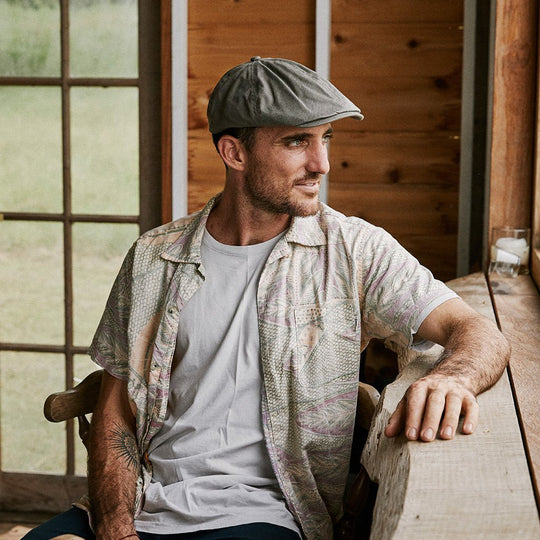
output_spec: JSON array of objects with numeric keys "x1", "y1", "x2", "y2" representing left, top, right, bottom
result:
[
  {"x1": 331, "y1": 0, "x2": 463, "y2": 23},
  {"x1": 186, "y1": 0, "x2": 463, "y2": 280},
  {"x1": 331, "y1": 1, "x2": 463, "y2": 280},
  {"x1": 187, "y1": 0, "x2": 315, "y2": 212}
]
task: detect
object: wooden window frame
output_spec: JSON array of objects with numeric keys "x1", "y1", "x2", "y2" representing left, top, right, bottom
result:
[{"x1": 0, "y1": 0, "x2": 166, "y2": 513}]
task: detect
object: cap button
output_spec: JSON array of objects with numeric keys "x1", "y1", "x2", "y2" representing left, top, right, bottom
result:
[{"x1": 250, "y1": 56, "x2": 261, "y2": 62}]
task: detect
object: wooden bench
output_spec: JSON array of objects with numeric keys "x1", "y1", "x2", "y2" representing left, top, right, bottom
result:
[{"x1": 362, "y1": 272, "x2": 540, "y2": 538}]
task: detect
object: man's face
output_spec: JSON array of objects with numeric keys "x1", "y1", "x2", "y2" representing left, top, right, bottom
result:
[{"x1": 242, "y1": 124, "x2": 332, "y2": 217}]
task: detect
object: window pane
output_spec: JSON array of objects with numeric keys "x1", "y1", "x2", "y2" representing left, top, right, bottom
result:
[
  {"x1": 71, "y1": 87, "x2": 139, "y2": 215},
  {"x1": 74, "y1": 354, "x2": 101, "y2": 476},
  {"x1": 0, "y1": 221, "x2": 64, "y2": 345},
  {"x1": 70, "y1": 0, "x2": 138, "y2": 78},
  {"x1": 0, "y1": 0, "x2": 60, "y2": 77},
  {"x1": 0, "y1": 87, "x2": 62, "y2": 213},
  {"x1": 0, "y1": 352, "x2": 65, "y2": 473},
  {"x1": 72, "y1": 223, "x2": 139, "y2": 347}
]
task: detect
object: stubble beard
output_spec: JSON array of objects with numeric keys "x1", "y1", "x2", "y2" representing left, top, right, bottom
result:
[{"x1": 244, "y1": 164, "x2": 321, "y2": 218}]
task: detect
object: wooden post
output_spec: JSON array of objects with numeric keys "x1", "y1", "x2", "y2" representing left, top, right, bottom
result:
[{"x1": 488, "y1": 0, "x2": 537, "y2": 233}]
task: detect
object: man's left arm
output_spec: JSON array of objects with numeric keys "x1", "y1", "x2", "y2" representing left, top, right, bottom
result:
[{"x1": 384, "y1": 297, "x2": 511, "y2": 442}]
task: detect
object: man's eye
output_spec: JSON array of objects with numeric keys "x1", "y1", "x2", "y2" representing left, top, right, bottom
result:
[{"x1": 288, "y1": 138, "x2": 304, "y2": 147}]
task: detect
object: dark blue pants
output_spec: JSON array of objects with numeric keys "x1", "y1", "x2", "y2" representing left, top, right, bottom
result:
[{"x1": 22, "y1": 507, "x2": 301, "y2": 539}]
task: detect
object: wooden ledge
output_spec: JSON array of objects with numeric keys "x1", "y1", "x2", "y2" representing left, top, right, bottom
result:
[
  {"x1": 488, "y1": 273, "x2": 540, "y2": 508},
  {"x1": 361, "y1": 273, "x2": 540, "y2": 538}
]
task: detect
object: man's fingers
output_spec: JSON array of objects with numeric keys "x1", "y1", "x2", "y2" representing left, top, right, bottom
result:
[
  {"x1": 438, "y1": 392, "x2": 464, "y2": 440},
  {"x1": 460, "y1": 394, "x2": 480, "y2": 434},
  {"x1": 403, "y1": 383, "x2": 428, "y2": 440},
  {"x1": 384, "y1": 375, "x2": 480, "y2": 442},
  {"x1": 419, "y1": 389, "x2": 447, "y2": 441}
]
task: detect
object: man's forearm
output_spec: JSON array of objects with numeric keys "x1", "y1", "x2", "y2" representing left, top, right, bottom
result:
[
  {"x1": 386, "y1": 299, "x2": 511, "y2": 441},
  {"x1": 87, "y1": 372, "x2": 140, "y2": 539},
  {"x1": 431, "y1": 313, "x2": 510, "y2": 395},
  {"x1": 88, "y1": 417, "x2": 140, "y2": 539}
]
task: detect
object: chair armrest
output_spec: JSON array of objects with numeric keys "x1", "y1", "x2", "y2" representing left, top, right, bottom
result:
[{"x1": 44, "y1": 369, "x2": 104, "y2": 423}]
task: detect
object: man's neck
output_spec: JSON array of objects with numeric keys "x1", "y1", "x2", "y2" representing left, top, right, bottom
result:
[{"x1": 206, "y1": 192, "x2": 291, "y2": 246}]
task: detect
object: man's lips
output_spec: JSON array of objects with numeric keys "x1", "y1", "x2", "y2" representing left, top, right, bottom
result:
[{"x1": 294, "y1": 179, "x2": 320, "y2": 193}]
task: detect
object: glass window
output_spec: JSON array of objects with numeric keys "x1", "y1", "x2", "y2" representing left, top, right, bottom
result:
[
  {"x1": 0, "y1": 221, "x2": 64, "y2": 345},
  {"x1": 72, "y1": 223, "x2": 138, "y2": 347},
  {"x1": 0, "y1": 0, "x2": 161, "y2": 509},
  {"x1": 0, "y1": 0, "x2": 60, "y2": 77},
  {"x1": 71, "y1": 87, "x2": 139, "y2": 215},
  {"x1": 0, "y1": 352, "x2": 65, "y2": 474},
  {"x1": 69, "y1": 0, "x2": 138, "y2": 78},
  {"x1": 0, "y1": 87, "x2": 62, "y2": 213}
]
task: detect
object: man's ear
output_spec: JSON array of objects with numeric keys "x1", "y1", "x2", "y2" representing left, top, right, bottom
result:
[{"x1": 217, "y1": 135, "x2": 247, "y2": 171}]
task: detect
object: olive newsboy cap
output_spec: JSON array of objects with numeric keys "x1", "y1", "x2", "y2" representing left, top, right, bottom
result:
[{"x1": 207, "y1": 56, "x2": 364, "y2": 133}]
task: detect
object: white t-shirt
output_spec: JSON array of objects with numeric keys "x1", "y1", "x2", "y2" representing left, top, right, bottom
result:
[{"x1": 135, "y1": 230, "x2": 300, "y2": 535}]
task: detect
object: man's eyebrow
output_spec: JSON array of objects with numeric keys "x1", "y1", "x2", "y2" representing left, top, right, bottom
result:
[{"x1": 279, "y1": 128, "x2": 334, "y2": 143}]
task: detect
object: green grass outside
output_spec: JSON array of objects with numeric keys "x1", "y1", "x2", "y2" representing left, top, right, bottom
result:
[{"x1": 0, "y1": 0, "x2": 140, "y2": 475}]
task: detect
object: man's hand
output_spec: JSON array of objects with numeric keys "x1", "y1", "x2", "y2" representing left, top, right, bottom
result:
[
  {"x1": 384, "y1": 373, "x2": 479, "y2": 442},
  {"x1": 384, "y1": 297, "x2": 509, "y2": 443}
]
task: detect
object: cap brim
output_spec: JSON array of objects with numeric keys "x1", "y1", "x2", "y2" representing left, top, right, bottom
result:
[{"x1": 296, "y1": 110, "x2": 364, "y2": 127}]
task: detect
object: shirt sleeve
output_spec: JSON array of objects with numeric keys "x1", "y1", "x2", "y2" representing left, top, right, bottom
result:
[
  {"x1": 358, "y1": 224, "x2": 457, "y2": 351},
  {"x1": 88, "y1": 244, "x2": 136, "y2": 380}
]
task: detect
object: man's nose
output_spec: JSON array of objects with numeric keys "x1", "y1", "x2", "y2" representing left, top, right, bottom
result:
[{"x1": 306, "y1": 142, "x2": 330, "y2": 175}]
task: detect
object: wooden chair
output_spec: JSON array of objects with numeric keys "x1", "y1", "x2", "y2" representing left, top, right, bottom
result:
[
  {"x1": 44, "y1": 370, "x2": 379, "y2": 539},
  {"x1": 44, "y1": 369, "x2": 103, "y2": 449}
]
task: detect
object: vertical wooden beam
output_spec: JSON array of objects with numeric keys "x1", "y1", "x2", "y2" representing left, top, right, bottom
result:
[
  {"x1": 139, "y1": 0, "x2": 164, "y2": 233},
  {"x1": 60, "y1": 0, "x2": 76, "y2": 476},
  {"x1": 488, "y1": 0, "x2": 537, "y2": 234},
  {"x1": 532, "y1": 5, "x2": 540, "y2": 285}
]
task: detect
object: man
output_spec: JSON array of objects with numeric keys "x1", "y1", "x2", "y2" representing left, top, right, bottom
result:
[{"x1": 25, "y1": 57, "x2": 509, "y2": 540}]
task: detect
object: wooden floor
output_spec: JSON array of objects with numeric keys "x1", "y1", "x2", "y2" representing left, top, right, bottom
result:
[
  {"x1": 0, "y1": 512, "x2": 51, "y2": 540},
  {"x1": 0, "y1": 524, "x2": 32, "y2": 540}
]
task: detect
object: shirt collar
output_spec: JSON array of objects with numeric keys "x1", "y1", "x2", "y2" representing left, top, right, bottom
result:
[
  {"x1": 161, "y1": 196, "x2": 328, "y2": 264},
  {"x1": 161, "y1": 195, "x2": 219, "y2": 264}
]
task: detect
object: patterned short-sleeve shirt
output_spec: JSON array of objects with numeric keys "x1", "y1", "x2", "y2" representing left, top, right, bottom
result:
[{"x1": 88, "y1": 195, "x2": 456, "y2": 539}]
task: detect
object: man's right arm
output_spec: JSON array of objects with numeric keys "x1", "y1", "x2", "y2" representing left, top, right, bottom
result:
[{"x1": 88, "y1": 371, "x2": 140, "y2": 539}]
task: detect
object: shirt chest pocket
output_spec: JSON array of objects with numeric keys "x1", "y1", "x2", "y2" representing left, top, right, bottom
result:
[{"x1": 293, "y1": 298, "x2": 360, "y2": 388}]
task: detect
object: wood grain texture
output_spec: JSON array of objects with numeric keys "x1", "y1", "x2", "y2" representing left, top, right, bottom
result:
[
  {"x1": 187, "y1": 0, "x2": 315, "y2": 214},
  {"x1": 532, "y1": 2, "x2": 540, "y2": 287},
  {"x1": 189, "y1": 0, "x2": 315, "y2": 25},
  {"x1": 188, "y1": 24, "x2": 315, "y2": 81},
  {"x1": 332, "y1": 0, "x2": 463, "y2": 23},
  {"x1": 43, "y1": 370, "x2": 103, "y2": 423},
  {"x1": 362, "y1": 273, "x2": 540, "y2": 538},
  {"x1": 329, "y1": 131, "x2": 460, "y2": 185},
  {"x1": 329, "y1": 6, "x2": 463, "y2": 281},
  {"x1": 488, "y1": 0, "x2": 536, "y2": 231},
  {"x1": 185, "y1": 1, "x2": 463, "y2": 280},
  {"x1": 489, "y1": 274, "x2": 540, "y2": 509},
  {"x1": 328, "y1": 184, "x2": 458, "y2": 237},
  {"x1": 331, "y1": 23, "x2": 463, "y2": 79},
  {"x1": 335, "y1": 74, "x2": 461, "y2": 133},
  {"x1": 0, "y1": 472, "x2": 86, "y2": 514}
]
